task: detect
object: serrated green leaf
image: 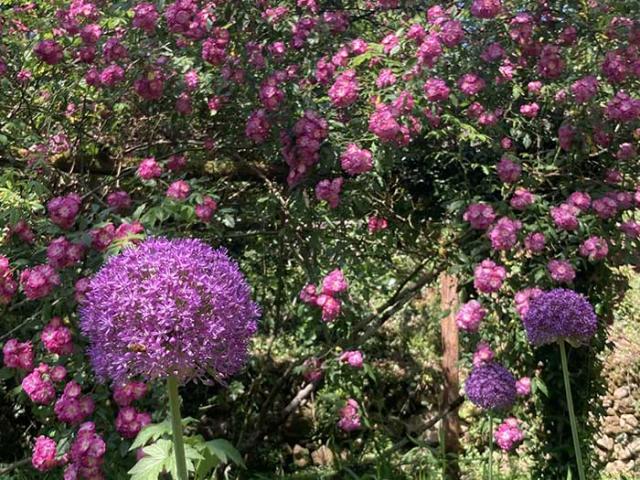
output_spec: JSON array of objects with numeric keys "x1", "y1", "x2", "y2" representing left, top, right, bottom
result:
[
  {"x1": 130, "y1": 420, "x2": 172, "y2": 451},
  {"x1": 128, "y1": 440, "x2": 172, "y2": 480}
]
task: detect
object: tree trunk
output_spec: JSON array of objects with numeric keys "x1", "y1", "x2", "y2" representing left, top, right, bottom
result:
[{"x1": 439, "y1": 273, "x2": 462, "y2": 480}]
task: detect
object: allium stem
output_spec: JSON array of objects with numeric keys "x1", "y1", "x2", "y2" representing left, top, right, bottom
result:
[
  {"x1": 167, "y1": 375, "x2": 188, "y2": 480},
  {"x1": 559, "y1": 340, "x2": 586, "y2": 480},
  {"x1": 487, "y1": 414, "x2": 493, "y2": 480}
]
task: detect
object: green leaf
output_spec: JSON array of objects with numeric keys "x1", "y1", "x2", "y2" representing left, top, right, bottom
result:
[
  {"x1": 205, "y1": 439, "x2": 245, "y2": 468},
  {"x1": 130, "y1": 420, "x2": 172, "y2": 451},
  {"x1": 128, "y1": 440, "x2": 172, "y2": 480}
]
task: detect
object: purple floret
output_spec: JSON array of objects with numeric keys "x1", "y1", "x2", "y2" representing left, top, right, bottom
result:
[
  {"x1": 79, "y1": 237, "x2": 260, "y2": 384},
  {"x1": 522, "y1": 288, "x2": 597, "y2": 347},
  {"x1": 465, "y1": 362, "x2": 517, "y2": 411}
]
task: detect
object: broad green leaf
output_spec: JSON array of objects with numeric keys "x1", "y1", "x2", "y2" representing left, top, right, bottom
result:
[
  {"x1": 130, "y1": 420, "x2": 172, "y2": 451},
  {"x1": 128, "y1": 440, "x2": 172, "y2": 480},
  {"x1": 205, "y1": 439, "x2": 245, "y2": 468}
]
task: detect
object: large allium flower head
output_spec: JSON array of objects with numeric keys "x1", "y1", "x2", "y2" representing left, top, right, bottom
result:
[
  {"x1": 522, "y1": 289, "x2": 598, "y2": 347},
  {"x1": 80, "y1": 237, "x2": 260, "y2": 384},
  {"x1": 465, "y1": 361, "x2": 516, "y2": 411}
]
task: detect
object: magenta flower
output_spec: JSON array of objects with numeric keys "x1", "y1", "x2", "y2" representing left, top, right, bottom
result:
[
  {"x1": 338, "y1": 399, "x2": 362, "y2": 432},
  {"x1": 514, "y1": 288, "x2": 543, "y2": 319},
  {"x1": 339, "y1": 350, "x2": 364, "y2": 368},
  {"x1": 579, "y1": 236, "x2": 609, "y2": 261},
  {"x1": 115, "y1": 406, "x2": 152, "y2": 439},
  {"x1": 34, "y1": 40, "x2": 64, "y2": 65},
  {"x1": 47, "y1": 193, "x2": 82, "y2": 230},
  {"x1": 22, "y1": 364, "x2": 56, "y2": 405},
  {"x1": 516, "y1": 377, "x2": 532, "y2": 397},
  {"x1": 2, "y1": 338, "x2": 33, "y2": 370},
  {"x1": 41, "y1": 317, "x2": 73, "y2": 355},
  {"x1": 136, "y1": 157, "x2": 162, "y2": 180},
  {"x1": 322, "y1": 269, "x2": 348, "y2": 295},
  {"x1": 166, "y1": 180, "x2": 191, "y2": 201},
  {"x1": 470, "y1": 0, "x2": 502, "y2": 19},
  {"x1": 494, "y1": 417, "x2": 524, "y2": 451},
  {"x1": 32, "y1": 436, "x2": 60, "y2": 472},
  {"x1": 473, "y1": 341, "x2": 494, "y2": 367},
  {"x1": 341, "y1": 144, "x2": 373, "y2": 176},
  {"x1": 548, "y1": 260, "x2": 576, "y2": 284},
  {"x1": 456, "y1": 300, "x2": 486, "y2": 333},
  {"x1": 329, "y1": 69, "x2": 359, "y2": 108},
  {"x1": 20, "y1": 265, "x2": 60, "y2": 300},
  {"x1": 463, "y1": 203, "x2": 496, "y2": 230},
  {"x1": 195, "y1": 196, "x2": 218, "y2": 222},
  {"x1": 488, "y1": 217, "x2": 522, "y2": 251},
  {"x1": 107, "y1": 191, "x2": 132, "y2": 212},
  {"x1": 315, "y1": 177, "x2": 344, "y2": 209},
  {"x1": 496, "y1": 157, "x2": 521, "y2": 184},
  {"x1": 474, "y1": 259, "x2": 506, "y2": 294}
]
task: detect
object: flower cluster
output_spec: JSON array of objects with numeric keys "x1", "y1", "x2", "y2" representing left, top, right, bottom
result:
[
  {"x1": 456, "y1": 300, "x2": 487, "y2": 333},
  {"x1": 32, "y1": 436, "x2": 64, "y2": 472},
  {"x1": 47, "y1": 193, "x2": 82, "y2": 230},
  {"x1": 300, "y1": 268, "x2": 348, "y2": 322},
  {"x1": 337, "y1": 398, "x2": 361, "y2": 432},
  {"x1": 494, "y1": 417, "x2": 525, "y2": 451},
  {"x1": 54, "y1": 381, "x2": 95, "y2": 424},
  {"x1": 3, "y1": 338, "x2": 33, "y2": 370},
  {"x1": 20, "y1": 265, "x2": 60, "y2": 300},
  {"x1": 41, "y1": 317, "x2": 74, "y2": 355},
  {"x1": 64, "y1": 422, "x2": 106, "y2": 479},
  {"x1": 474, "y1": 259, "x2": 506, "y2": 294},
  {"x1": 0, "y1": 256, "x2": 18, "y2": 304}
]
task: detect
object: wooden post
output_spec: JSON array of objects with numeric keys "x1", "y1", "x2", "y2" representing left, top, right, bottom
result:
[{"x1": 439, "y1": 272, "x2": 461, "y2": 479}]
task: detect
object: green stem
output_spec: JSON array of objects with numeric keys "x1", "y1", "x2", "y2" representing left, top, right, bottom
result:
[
  {"x1": 167, "y1": 375, "x2": 189, "y2": 480},
  {"x1": 559, "y1": 340, "x2": 586, "y2": 480},
  {"x1": 487, "y1": 414, "x2": 493, "y2": 480}
]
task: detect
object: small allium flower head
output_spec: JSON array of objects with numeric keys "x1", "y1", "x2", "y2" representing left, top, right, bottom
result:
[
  {"x1": 465, "y1": 361, "x2": 517, "y2": 411},
  {"x1": 494, "y1": 417, "x2": 524, "y2": 451},
  {"x1": 456, "y1": 300, "x2": 486, "y2": 332},
  {"x1": 522, "y1": 288, "x2": 598, "y2": 347},
  {"x1": 32, "y1": 436, "x2": 60, "y2": 472},
  {"x1": 515, "y1": 377, "x2": 531, "y2": 397},
  {"x1": 3, "y1": 338, "x2": 33, "y2": 370},
  {"x1": 80, "y1": 238, "x2": 260, "y2": 384},
  {"x1": 474, "y1": 259, "x2": 506, "y2": 294}
]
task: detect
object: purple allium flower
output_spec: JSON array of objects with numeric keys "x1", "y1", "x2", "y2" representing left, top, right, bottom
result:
[
  {"x1": 465, "y1": 361, "x2": 517, "y2": 411},
  {"x1": 494, "y1": 417, "x2": 524, "y2": 451},
  {"x1": 80, "y1": 237, "x2": 260, "y2": 384},
  {"x1": 522, "y1": 288, "x2": 598, "y2": 347}
]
